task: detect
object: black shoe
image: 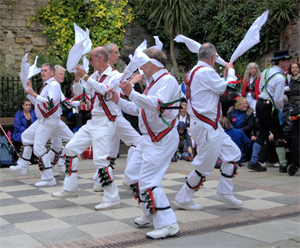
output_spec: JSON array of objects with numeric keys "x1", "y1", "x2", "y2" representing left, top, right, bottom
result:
[
  {"x1": 247, "y1": 162, "x2": 267, "y2": 172},
  {"x1": 171, "y1": 156, "x2": 178, "y2": 162},
  {"x1": 279, "y1": 164, "x2": 287, "y2": 173}
]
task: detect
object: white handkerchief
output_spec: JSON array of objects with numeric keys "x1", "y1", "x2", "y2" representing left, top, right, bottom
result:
[
  {"x1": 82, "y1": 55, "x2": 89, "y2": 74},
  {"x1": 66, "y1": 23, "x2": 92, "y2": 73},
  {"x1": 151, "y1": 36, "x2": 163, "y2": 50},
  {"x1": 174, "y1": 34, "x2": 200, "y2": 53},
  {"x1": 136, "y1": 39, "x2": 147, "y2": 52},
  {"x1": 174, "y1": 34, "x2": 226, "y2": 66},
  {"x1": 230, "y1": 10, "x2": 269, "y2": 63},
  {"x1": 66, "y1": 37, "x2": 88, "y2": 73},
  {"x1": 28, "y1": 56, "x2": 41, "y2": 79},
  {"x1": 74, "y1": 23, "x2": 92, "y2": 55},
  {"x1": 19, "y1": 53, "x2": 30, "y2": 90}
]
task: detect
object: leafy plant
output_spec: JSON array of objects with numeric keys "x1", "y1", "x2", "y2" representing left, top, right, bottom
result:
[
  {"x1": 28, "y1": 0, "x2": 134, "y2": 61},
  {"x1": 253, "y1": 0, "x2": 299, "y2": 49},
  {"x1": 132, "y1": 0, "x2": 195, "y2": 78}
]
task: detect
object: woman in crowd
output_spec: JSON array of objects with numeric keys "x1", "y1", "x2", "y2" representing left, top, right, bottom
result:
[
  {"x1": 12, "y1": 98, "x2": 38, "y2": 162},
  {"x1": 227, "y1": 97, "x2": 254, "y2": 138},
  {"x1": 288, "y1": 62, "x2": 300, "y2": 175},
  {"x1": 241, "y1": 62, "x2": 261, "y2": 113},
  {"x1": 177, "y1": 101, "x2": 190, "y2": 128},
  {"x1": 289, "y1": 62, "x2": 300, "y2": 106}
]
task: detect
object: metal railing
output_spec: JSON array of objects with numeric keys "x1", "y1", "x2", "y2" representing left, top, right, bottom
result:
[{"x1": 0, "y1": 77, "x2": 40, "y2": 117}]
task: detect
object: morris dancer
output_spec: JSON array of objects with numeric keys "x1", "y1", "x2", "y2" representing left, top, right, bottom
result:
[
  {"x1": 175, "y1": 43, "x2": 243, "y2": 210},
  {"x1": 93, "y1": 43, "x2": 141, "y2": 192},
  {"x1": 48, "y1": 65, "x2": 77, "y2": 176},
  {"x1": 10, "y1": 63, "x2": 62, "y2": 187},
  {"x1": 109, "y1": 48, "x2": 180, "y2": 239},
  {"x1": 248, "y1": 50, "x2": 292, "y2": 173},
  {"x1": 52, "y1": 47, "x2": 121, "y2": 211}
]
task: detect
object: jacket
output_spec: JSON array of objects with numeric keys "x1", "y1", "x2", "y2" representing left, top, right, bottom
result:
[
  {"x1": 12, "y1": 109, "x2": 37, "y2": 142},
  {"x1": 177, "y1": 121, "x2": 191, "y2": 148},
  {"x1": 227, "y1": 106, "x2": 254, "y2": 138},
  {"x1": 290, "y1": 73, "x2": 300, "y2": 107},
  {"x1": 225, "y1": 127, "x2": 250, "y2": 159}
]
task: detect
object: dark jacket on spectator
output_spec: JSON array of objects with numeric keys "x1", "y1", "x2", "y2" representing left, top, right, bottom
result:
[
  {"x1": 227, "y1": 106, "x2": 254, "y2": 138},
  {"x1": 225, "y1": 126, "x2": 250, "y2": 164},
  {"x1": 12, "y1": 109, "x2": 37, "y2": 142}
]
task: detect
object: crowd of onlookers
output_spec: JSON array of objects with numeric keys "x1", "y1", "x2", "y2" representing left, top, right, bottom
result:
[{"x1": 172, "y1": 59, "x2": 299, "y2": 175}]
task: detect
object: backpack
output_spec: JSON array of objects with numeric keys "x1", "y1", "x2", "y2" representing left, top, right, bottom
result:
[{"x1": 0, "y1": 136, "x2": 17, "y2": 167}]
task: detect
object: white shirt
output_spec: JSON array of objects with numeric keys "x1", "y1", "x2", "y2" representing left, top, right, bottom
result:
[
  {"x1": 258, "y1": 65, "x2": 285, "y2": 112},
  {"x1": 27, "y1": 77, "x2": 62, "y2": 119},
  {"x1": 179, "y1": 115, "x2": 187, "y2": 123},
  {"x1": 73, "y1": 66, "x2": 120, "y2": 117},
  {"x1": 187, "y1": 61, "x2": 236, "y2": 121},
  {"x1": 117, "y1": 69, "x2": 181, "y2": 135}
]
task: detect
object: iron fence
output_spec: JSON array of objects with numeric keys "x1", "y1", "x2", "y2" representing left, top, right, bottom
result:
[{"x1": 0, "y1": 76, "x2": 185, "y2": 117}]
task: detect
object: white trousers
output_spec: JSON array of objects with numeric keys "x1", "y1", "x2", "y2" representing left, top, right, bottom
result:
[
  {"x1": 125, "y1": 128, "x2": 178, "y2": 229},
  {"x1": 109, "y1": 115, "x2": 141, "y2": 158},
  {"x1": 62, "y1": 116, "x2": 119, "y2": 202},
  {"x1": 175, "y1": 119, "x2": 241, "y2": 204},
  {"x1": 48, "y1": 120, "x2": 74, "y2": 166},
  {"x1": 19, "y1": 118, "x2": 60, "y2": 180}
]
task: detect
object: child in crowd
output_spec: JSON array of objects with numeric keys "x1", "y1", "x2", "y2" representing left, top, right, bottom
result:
[
  {"x1": 172, "y1": 121, "x2": 193, "y2": 162},
  {"x1": 219, "y1": 116, "x2": 250, "y2": 166}
]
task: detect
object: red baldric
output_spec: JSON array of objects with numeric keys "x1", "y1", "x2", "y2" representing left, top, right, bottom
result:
[
  {"x1": 91, "y1": 74, "x2": 117, "y2": 122},
  {"x1": 141, "y1": 73, "x2": 176, "y2": 142},
  {"x1": 185, "y1": 66, "x2": 220, "y2": 130},
  {"x1": 37, "y1": 103, "x2": 61, "y2": 118},
  {"x1": 37, "y1": 81, "x2": 61, "y2": 118}
]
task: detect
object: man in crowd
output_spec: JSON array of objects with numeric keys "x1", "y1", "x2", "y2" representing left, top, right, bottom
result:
[{"x1": 248, "y1": 50, "x2": 292, "y2": 173}]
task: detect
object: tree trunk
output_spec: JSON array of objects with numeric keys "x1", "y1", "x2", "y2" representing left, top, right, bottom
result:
[
  {"x1": 280, "y1": 30, "x2": 284, "y2": 50},
  {"x1": 169, "y1": 30, "x2": 180, "y2": 79}
]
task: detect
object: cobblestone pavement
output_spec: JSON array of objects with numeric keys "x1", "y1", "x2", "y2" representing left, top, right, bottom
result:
[{"x1": 0, "y1": 154, "x2": 299, "y2": 248}]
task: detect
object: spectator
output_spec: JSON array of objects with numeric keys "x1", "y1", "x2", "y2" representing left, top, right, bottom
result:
[
  {"x1": 177, "y1": 101, "x2": 190, "y2": 128},
  {"x1": 219, "y1": 116, "x2": 250, "y2": 166},
  {"x1": 12, "y1": 99, "x2": 38, "y2": 163},
  {"x1": 172, "y1": 121, "x2": 193, "y2": 162},
  {"x1": 289, "y1": 62, "x2": 300, "y2": 106},
  {"x1": 249, "y1": 116, "x2": 278, "y2": 166},
  {"x1": 241, "y1": 62, "x2": 261, "y2": 113},
  {"x1": 248, "y1": 50, "x2": 292, "y2": 173},
  {"x1": 227, "y1": 97, "x2": 254, "y2": 138},
  {"x1": 67, "y1": 94, "x2": 92, "y2": 133},
  {"x1": 288, "y1": 62, "x2": 300, "y2": 174}
]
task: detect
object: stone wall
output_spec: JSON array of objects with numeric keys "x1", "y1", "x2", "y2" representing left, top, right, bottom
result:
[{"x1": 0, "y1": 0, "x2": 49, "y2": 74}]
